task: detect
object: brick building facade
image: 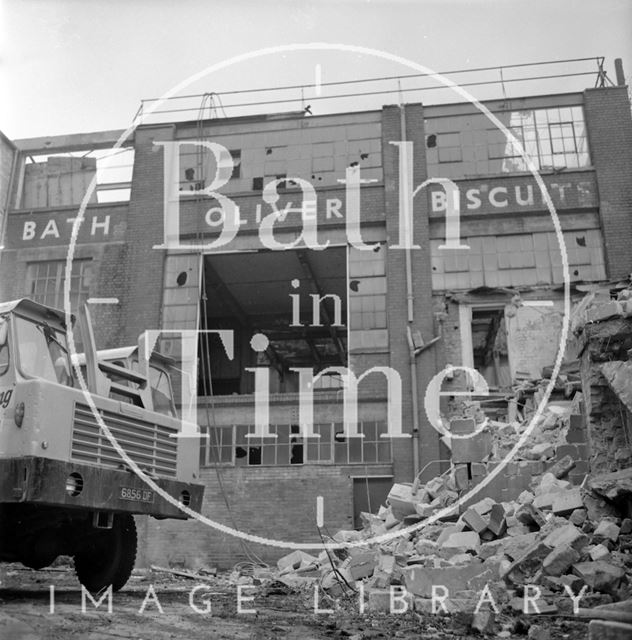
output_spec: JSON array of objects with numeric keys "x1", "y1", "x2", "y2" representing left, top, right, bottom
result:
[{"x1": 1, "y1": 74, "x2": 631, "y2": 569}]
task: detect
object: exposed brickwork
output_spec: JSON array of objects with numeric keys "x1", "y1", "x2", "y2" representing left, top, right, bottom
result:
[
  {"x1": 583, "y1": 86, "x2": 632, "y2": 280},
  {"x1": 382, "y1": 104, "x2": 443, "y2": 482},
  {"x1": 580, "y1": 319, "x2": 632, "y2": 473},
  {"x1": 138, "y1": 464, "x2": 396, "y2": 569}
]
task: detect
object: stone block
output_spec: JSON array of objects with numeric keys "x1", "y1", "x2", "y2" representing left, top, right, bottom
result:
[
  {"x1": 404, "y1": 561, "x2": 499, "y2": 598},
  {"x1": 348, "y1": 552, "x2": 377, "y2": 580},
  {"x1": 594, "y1": 521, "x2": 621, "y2": 542},
  {"x1": 516, "y1": 503, "x2": 547, "y2": 528},
  {"x1": 503, "y1": 541, "x2": 550, "y2": 584},
  {"x1": 588, "y1": 621, "x2": 632, "y2": 640},
  {"x1": 544, "y1": 523, "x2": 588, "y2": 551},
  {"x1": 552, "y1": 488, "x2": 584, "y2": 516},
  {"x1": 487, "y1": 503, "x2": 507, "y2": 537},
  {"x1": 532, "y1": 493, "x2": 556, "y2": 510},
  {"x1": 450, "y1": 418, "x2": 477, "y2": 435},
  {"x1": 387, "y1": 484, "x2": 418, "y2": 520},
  {"x1": 572, "y1": 561, "x2": 625, "y2": 594},
  {"x1": 451, "y1": 430, "x2": 493, "y2": 464},
  {"x1": 442, "y1": 531, "x2": 480, "y2": 551},
  {"x1": 589, "y1": 544, "x2": 611, "y2": 562},
  {"x1": 277, "y1": 550, "x2": 319, "y2": 573},
  {"x1": 462, "y1": 507, "x2": 489, "y2": 533},
  {"x1": 502, "y1": 532, "x2": 539, "y2": 560},
  {"x1": 471, "y1": 610, "x2": 496, "y2": 635},
  {"x1": 542, "y1": 546, "x2": 580, "y2": 576},
  {"x1": 569, "y1": 508, "x2": 587, "y2": 527},
  {"x1": 547, "y1": 455, "x2": 576, "y2": 479}
]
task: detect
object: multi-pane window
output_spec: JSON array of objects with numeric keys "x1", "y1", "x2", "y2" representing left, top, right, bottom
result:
[
  {"x1": 179, "y1": 147, "x2": 241, "y2": 191},
  {"x1": 26, "y1": 259, "x2": 93, "y2": 311},
  {"x1": 199, "y1": 421, "x2": 392, "y2": 467},
  {"x1": 349, "y1": 244, "x2": 387, "y2": 330},
  {"x1": 437, "y1": 132, "x2": 463, "y2": 163},
  {"x1": 490, "y1": 107, "x2": 589, "y2": 172},
  {"x1": 426, "y1": 105, "x2": 590, "y2": 178}
]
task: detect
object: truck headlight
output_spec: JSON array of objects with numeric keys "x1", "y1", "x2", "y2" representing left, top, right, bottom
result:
[{"x1": 65, "y1": 472, "x2": 84, "y2": 497}]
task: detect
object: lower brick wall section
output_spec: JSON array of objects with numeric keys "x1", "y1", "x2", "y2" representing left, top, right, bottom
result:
[{"x1": 137, "y1": 464, "x2": 392, "y2": 570}]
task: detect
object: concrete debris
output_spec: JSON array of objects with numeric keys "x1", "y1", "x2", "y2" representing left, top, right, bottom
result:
[{"x1": 265, "y1": 285, "x2": 632, "y2": 622}]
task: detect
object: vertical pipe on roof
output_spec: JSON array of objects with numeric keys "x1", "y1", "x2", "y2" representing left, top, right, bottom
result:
[{"x1": 398, "y1": 102, "x2": 420, "y2": 479}]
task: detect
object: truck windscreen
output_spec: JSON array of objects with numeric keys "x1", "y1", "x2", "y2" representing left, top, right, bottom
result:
[{"x1": 15, "y1": 316, "x2": 72, "y2": 386}]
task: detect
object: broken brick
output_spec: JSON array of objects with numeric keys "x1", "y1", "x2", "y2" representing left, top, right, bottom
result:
[
  {"x1": 547, "y1": 455, "x2": 576, "y2": 479},
  {"x1": 552, "y1": 488, "x2": 584, "y2": 516},
  {"x1": 572, "y1": 561, "x2": 625, "y2": 594},
  {"x1": 589, "y1": 544, "x2": 611, "y2": 562},
  {"x1": 542, "y1": 546, "x2": 580, "y2": 577},
  {"x1": 462, "y1": 507, "x2": 489, "y2": 533},
  {"x1": 503, "y1": 541, "x2": 551, "y2": 584},
  {"x1": 515, "y1": 503, "x2": 547, "y2": 528},
  {"x1": 588, "y1": 620, "x2": 632, "y2": 640},
  {"x1": 593, "y1": 520, "x2": 621, "y2": 542},
  {"x1": 487, "y1": 503, "x2": 507, "y2": 537},
  {"x1": 442, "y1": 531, "x2": 480, "y2": 551},
  {"x1": 544, "y1": 523, "x2": 588, "y2": 551}
]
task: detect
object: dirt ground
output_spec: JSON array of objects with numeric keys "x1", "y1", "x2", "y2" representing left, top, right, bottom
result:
[{"x1": 0, "y1": 564, "x2": 591, "y2": 640}]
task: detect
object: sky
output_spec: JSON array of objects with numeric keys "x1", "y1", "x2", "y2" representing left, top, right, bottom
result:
[{"x1": 1, "y1": 0, "x2": 631, "y2": 140}]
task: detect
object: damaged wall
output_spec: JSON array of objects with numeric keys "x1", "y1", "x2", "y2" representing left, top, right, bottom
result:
[{"x1": 578, "y1": 314, "x2": 632, "y2": 474}]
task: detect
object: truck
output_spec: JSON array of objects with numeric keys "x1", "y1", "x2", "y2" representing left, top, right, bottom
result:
[{"x1": 0, "y1": 299, "x2": 204, "y2": 592}]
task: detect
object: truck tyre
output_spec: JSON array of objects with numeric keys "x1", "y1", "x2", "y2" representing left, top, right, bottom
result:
[{"x1": 74, "y1": 513, "x2": 137, "y2": 592}]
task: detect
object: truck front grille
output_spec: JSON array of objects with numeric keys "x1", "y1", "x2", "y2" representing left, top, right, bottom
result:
[{"x1": 71, "y1": 403, "x2": 178, "y2": 477}]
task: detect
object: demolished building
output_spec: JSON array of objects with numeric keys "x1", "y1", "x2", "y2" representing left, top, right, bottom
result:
[{"x1": 0, "y1": 57, "x2": 631, "y2": 576}]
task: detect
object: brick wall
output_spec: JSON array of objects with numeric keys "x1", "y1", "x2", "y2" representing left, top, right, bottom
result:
[
  {"x1": 382, "y1": 104, "x2": 444, "y2": 483},
  {"x1": 580, "y1": 318, "x2": 632, "y2": 473},
  {"x1": 119, "y1": 125, "x2": 174, "y2": 344},
  {"x1": 138, "y1": 463, "x2": 394, "y2": 570},
  {"x1": 0, "y1": 134, "x2": 16, "y2": 239},
  {"x1": 583, "y1": 86, "x2": 632, "y2": 280}
]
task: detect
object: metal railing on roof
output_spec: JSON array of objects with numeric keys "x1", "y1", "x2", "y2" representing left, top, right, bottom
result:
[{"x1": 133, "y1": 56, "x2": 615, "y2": 125}]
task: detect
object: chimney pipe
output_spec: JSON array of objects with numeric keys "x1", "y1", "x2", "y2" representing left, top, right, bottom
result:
[{"x1": 614, "y1": 58, "x2": 626, "y2": 86}]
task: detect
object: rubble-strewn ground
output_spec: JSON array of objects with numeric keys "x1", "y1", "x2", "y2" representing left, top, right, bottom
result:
[{"x1": 0, "y1": 564, "x2": 590, "y2": 640}]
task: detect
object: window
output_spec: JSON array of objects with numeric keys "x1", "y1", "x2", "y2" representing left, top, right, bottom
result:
[
  {"x1": 15, "y1": 316, "x2": 72, "y2": 385},
  {"x1": 180, "y1": 147, "x2": 241, "y2": 191},
  {"x1": 489, "y1": 107, "x2": 590, "y2": 172},
  {"x1": 200, "y1": 425, "x2": 234, "y2": 466},
  {"x1": 426, "y1": 105, "x2": 590, "y2": 178},
  {"x1": 349, "y1": 244, "x2": 387, "y2": 330},
  {"x1": 437, "y1": 132, "x2": 462, "y2": 163},
  {"x1": 334, "y1": 421, "x2": 392, "y2": 464},
  {"x1": 21, "y1": 148, "x2": 134, "y2": 207},
  {"x1": 26, "y1": 259, "x2": 93, "y2": 311},
  {"x1": 199, "y1": 422, "x2": 392, "y2": 467}
]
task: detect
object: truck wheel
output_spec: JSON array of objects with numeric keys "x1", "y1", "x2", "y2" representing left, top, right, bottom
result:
[{"x1": 74, "y1": 514, "x2": 137, "y2": 592}]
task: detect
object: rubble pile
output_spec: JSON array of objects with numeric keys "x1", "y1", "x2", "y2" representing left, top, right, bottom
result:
[{"x1": 265, "y1": 467, "x2": 632, "y2": 634}]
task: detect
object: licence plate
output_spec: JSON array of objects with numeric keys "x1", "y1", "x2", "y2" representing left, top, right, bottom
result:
[{"x1": 119, "y1": 487, "x2": 154, "y2": 503}]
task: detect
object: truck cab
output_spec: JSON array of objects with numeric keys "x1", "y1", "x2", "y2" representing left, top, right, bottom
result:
[{"x1": 0, "y1": 299, "x2": 204, "y2": 592}]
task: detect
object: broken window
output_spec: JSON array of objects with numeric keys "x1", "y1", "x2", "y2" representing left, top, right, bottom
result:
[
  {"x1": 179, "y1": 146, "x2": 241, "y2": 191},
  {"x1": 21, "y1": 147, "x2": 134, "y2": 208},
  {"x1": 199, "y1": 421, "x2": 391, "y2": 467},
  {"x1": 349, "y1": 244, "x2": 387, "y2": 331}
]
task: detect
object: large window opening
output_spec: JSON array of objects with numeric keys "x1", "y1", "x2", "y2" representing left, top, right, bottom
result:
[
  {"x1": 21, "y1": 147, "x2": 134, "y2": 208},
  {"x1": 471, "y1": 307, "x2": 511, "y2": 389},
  {"x1": 198, "y1": 247, "x2": 348, "y2": 396}
]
